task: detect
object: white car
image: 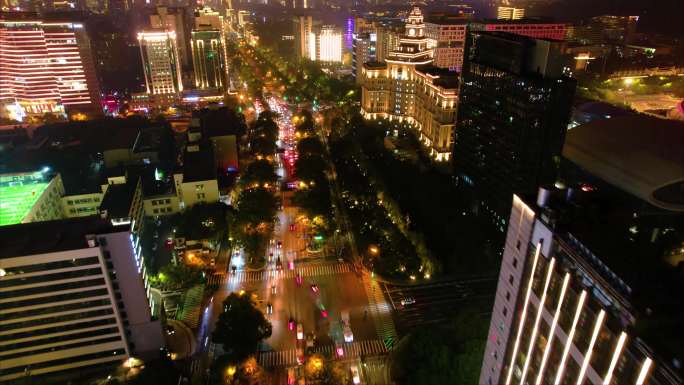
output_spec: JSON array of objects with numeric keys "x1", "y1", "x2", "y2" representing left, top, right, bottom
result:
[
  {"x1": 341, "y1": 311, "x2": 353, "y2": 343},
  {"x1": 296, "y1": 323, "x2": 304, "y2": 340},
  {"x1": 400, "y1": 297, "x2": 416, "y2": 307},
  {"x1": 351, "y1": 365, "x2": 361, "y2": 384}
]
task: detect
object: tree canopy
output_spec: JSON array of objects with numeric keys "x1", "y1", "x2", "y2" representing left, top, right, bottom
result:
[
  {"x1": 391, "y1": 310, "x2": 487, "y2": 385},
  {"x1": 241, "y1": 159, "x2": 278, "y2": 188},
  {"x1": 212, "y1": 293, "x2": 272, "y2": 363}
]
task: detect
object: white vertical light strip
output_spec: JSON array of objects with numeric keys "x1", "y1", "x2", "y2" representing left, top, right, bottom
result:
[
  {"x1": 576, "y1": 309, "x2": 606, "y2": 385},
  {"x1": 635, "y1": 358, "x2": 653, "y2": 385},
  {"x1": 536, "y1": 273, "x2": 571, "y2": 385},
  {"x1": 554, "y1": 290, "x2": 587, "y2": 385},
  {"x1": 505, "y1": 243, "x2": 542, "y2": 385},
  {"x1": 520, "y1": 258, "x2": 556, "y2": 385},
  {"x1": 603, "y1": 332, "x2": 627, "y2": 385}
]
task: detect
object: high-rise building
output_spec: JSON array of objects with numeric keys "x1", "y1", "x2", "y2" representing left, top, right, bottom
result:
[
  {"x1": 497, "y1": 6, "x2": 525, "y2": 20},
  {"x1": 480, "y1": 115, "x2": 684, "y2": 385},
  {"x1": 470, "y1": 19, "x2": 567, "y2": 41},
  {"x1": 360, "y1": 7, "x2": 459, "y2": 161},
  {"x1": 352, "y1": 32, "x2": 376, "y2": 81},
  {"x1": 425, "y1": 16, "x2": 468, "y2": 71},
  {"x1": 314, "y1": 25, "x2": 342, "y2": 63},
  {"x1": 191, "y1": 6, "x2": 228, "y2": 90},
  {"x1": 150, "y1": 6, "x2": 190, "y2": 68},
  {"x1": 453, "y1": 32, "x2": 575, "y2": 229},
  {"x1": 293, "y1": 15, "x2": 317, "y2": 60},
  {"x1": 137, "y1": 30, "x2": 184, "y2": 96},
  {"x1": 0, "y1": 216, "x2": 165, "y2": 382},
  {"x1": 0, "y1": 17, "x2": 102, "y2": 121}
]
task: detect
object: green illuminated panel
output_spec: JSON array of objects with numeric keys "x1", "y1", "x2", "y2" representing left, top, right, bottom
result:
[{"x1": 0, "y1": 181, "x2": 50, "y2": 226}]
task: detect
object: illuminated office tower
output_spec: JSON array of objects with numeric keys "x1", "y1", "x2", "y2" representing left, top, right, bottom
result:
[
  {"x1": 497, "y1": 6, "x2": 525, "y2": 20},
  {"x1": 137, "y1": 30, "x2": 184, "y2": 95},
  {"x1": 313, "y1": 25, "x2": 342, "y2": 63},
  {"x1": 150, "y1": 7, "x2": 190, "y2": 68},
  {"x1": 424, "y1": 16, "x2": 468, "y2": 71},
  {"x1": 453, "y1": 31, "x2": 575, "y2": 229},
  {"x1": 482, "y1": 176, "x2": 683, "y2": 384},
  {"x1": 293, "y1": 15, "x2": 317, "y2": 59},
  {"x1": 0, "y1": 17, "x2": 102, "y2": 121},
  {"x1": 191, "y1": 7, "x2": 228, "y2": 89}
]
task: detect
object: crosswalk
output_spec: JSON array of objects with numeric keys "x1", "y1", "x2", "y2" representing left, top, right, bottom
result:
[
  {"x1": 362, "y1": 274, "x2": 398, "y2": 350},
  {"x1": 257, "y1": 339, "x2": 388, "y2": 368},
  {"x1": 224, "y1": 262, "x2": 352, "y2": 284}
]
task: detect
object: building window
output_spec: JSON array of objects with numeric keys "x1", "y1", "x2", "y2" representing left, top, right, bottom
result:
[
  {"x1": 512, "y1": 258, "x2": 518, "y2": 268},
  {"x1": 508, "y1": 274, "x2": 514, "y2": 285},
  {"x1": 516, "y1": 240, "x2": 521, "y2": 250},
  {"x1": 505, "y1": 291, "x2": 510, "y2": 301},
  {"x1": 503, "y1": 307, "x2": 507, "y2": 316}
]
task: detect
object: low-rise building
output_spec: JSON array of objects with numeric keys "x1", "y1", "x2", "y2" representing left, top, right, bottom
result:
[{"x1": 0, "y1": 170, "x2": 65, "y2": 226}]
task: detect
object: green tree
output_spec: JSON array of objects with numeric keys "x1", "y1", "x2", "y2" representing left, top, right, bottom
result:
[
  {"x1": 172, "y1": 202, "x2": 228, "y2": 242},
  {"x1": 235, "y1": 187, "x2": 279, "y2": 225},
  {"x1": 241, "y1": 159, "x2": 278, "y2": 188},
  {"x1": 297, "y1": 137, "x2": 326, "y2": 157},
  {"x1": 391, "y1": 310, "x2": 487, "y2": 385},
  {"x1": 154, "y1": 263, "x2": 205, "y2": 290},
  {"x1": 249, "y1": 136, "x2": 277, "y2": 158},
  {"x1": 295, "y1": 109, "x2": 315, "y2": 137},
  {"x1": 294, "y1": 154, "x2": 327, "y2": 183},
  {"x1": 212, "y1": 293, "x2": 272, "y2": 363}
]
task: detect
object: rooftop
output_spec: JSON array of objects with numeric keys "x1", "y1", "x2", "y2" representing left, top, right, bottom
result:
[
  {"x1": 0, "y1": 171, "x2": 54, "y2": 226},
  {"x1": 183, "y1": 144, "x2": 216, "y2": 183},
  {"x1": 563, "y1": 114, "x2": 684, "y2": 211},
  {"x1": 100, "y1": 180, "x2": 138, "y2": 219},
  {"x1": 0, "y1": 216, "x2": 121, "y2": 259},
  {"x1": 363, "y1": 61, "x2": 387, "y2": 69}
]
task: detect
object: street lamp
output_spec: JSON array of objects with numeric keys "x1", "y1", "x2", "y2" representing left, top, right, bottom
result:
[{"x1": 368, "y1": 245, "x2": 379, "y2": 256}]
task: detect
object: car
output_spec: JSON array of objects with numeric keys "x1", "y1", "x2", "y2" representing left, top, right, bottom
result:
[
  {"x1": 306, "y1": 332, "x2": 315, "y2": 348},
  {"x1": 310, "y1": 284, "x2": 319, "y2": 293},
  {"x1": 296, "y1": 345, "x2": 304, "y2": 365},
  {"x1": 296, "y1": 323, "x2": 304, "y2": 340},
  {"x1": 287, "y1": 368, "x2": 296, "y2": 385},
  {"x1": 165, "y1": 325, "x2": 175, "y2": 335},
  {"x1": 400, "y1": 297, "x2": 416, "y2": 307},
  {"x1": 266, "y1": 303, "x2": 273, "y2": 315},
  {"x1": 351, "y1": 365, "x2": 360, "y2": 384},
  {"x1": 341, "y1": 311, "x2": 353, "y2": 343}
]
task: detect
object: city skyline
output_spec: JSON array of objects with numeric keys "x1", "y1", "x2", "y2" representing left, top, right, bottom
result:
[{"x1": 0, "y1": 2, "x2": 682, "y2": 385}]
